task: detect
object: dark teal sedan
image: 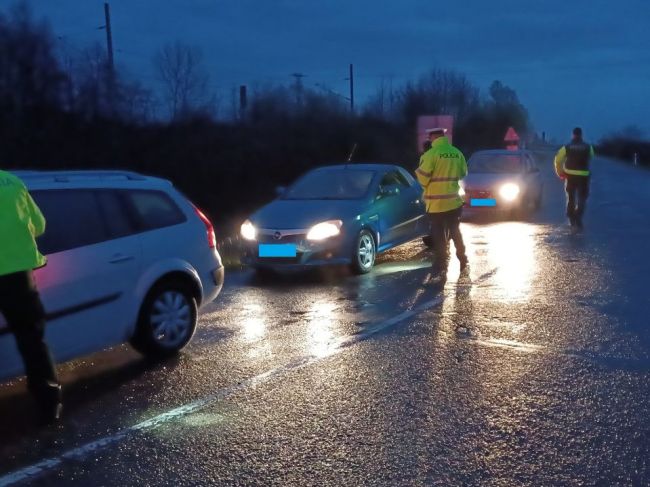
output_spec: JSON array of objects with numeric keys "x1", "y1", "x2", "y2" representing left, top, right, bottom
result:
[{"x1": 240, "y1": 164, "x2": 428, "y2": 273}]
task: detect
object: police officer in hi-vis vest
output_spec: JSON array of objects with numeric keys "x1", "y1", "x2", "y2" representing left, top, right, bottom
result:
[
  {"x1": 554, "y1": 127, "x2": 595, "y2": 229},
  {"x1": 0, "y1": 169, "x2": 62, "y2": 424},
  {"x1": 416, "y1": 128, "x2": 469, "y2": 278}
]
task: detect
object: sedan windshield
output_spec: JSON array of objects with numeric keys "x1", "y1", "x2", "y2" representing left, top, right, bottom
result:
[
  {"x1": 468, "y1": 153, "x2": 524, "y2": 173},
  {"x1": 283, "y1": 169, "x2": 375, "y2": 200}
]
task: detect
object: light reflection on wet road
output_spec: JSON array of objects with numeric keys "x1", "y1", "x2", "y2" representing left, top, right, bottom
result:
[{"x1": 1, "y1": 155, "x2": 650, "y2": 485}]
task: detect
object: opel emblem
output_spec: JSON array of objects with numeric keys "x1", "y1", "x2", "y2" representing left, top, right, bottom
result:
[{"x1": 273, "y1": 231, "x2": 282, "y2": 240}]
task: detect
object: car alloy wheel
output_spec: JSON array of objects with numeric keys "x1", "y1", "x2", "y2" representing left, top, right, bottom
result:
[
  {"x1": 130, "y1": 279, "x2": 198, "y2": 358},
  {"x1": 352, "y1": 230, "x2": 376, "y2": 274},
  {"x1": 150, "y1": 290, "x2": 193, "y2": 348}
]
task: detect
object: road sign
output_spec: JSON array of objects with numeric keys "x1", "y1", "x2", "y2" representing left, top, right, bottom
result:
[
  {"x1": 504, "y1": 127, "x2": 520, "y2": 142},
  {"x1": 504, "y1": 127, "x2": 520, "y2": 150}
]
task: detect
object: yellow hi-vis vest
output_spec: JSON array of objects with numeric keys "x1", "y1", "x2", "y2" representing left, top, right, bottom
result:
[
  {"x1": 554, "y1": 143, "x2": 595, "y2": 177},
  {"x1": 0, "y1": 170, "x2": 47, "y2": 276},
  {"x1": 415, "y1": 136, "x2": 467, "y2": 213}
]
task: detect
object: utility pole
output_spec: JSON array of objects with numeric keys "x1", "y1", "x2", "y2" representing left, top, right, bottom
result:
[
  {"x1": 239, "y1": 85, "x2": 248, "y2": 119},
  {"x1": 291, "y1": 72, "x2": 306, "y2": 106},
  {"x1": 104, "y1": 3, "x2": 114, "y2": 74},
  {"x1": 349, "y1": 63, "x2": 354, "y2": 114},
  {"x1": 101, "y1": 2, "x2": 115, "y2": 112}
]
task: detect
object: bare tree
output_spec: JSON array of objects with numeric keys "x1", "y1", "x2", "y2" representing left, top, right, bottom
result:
[
  {"x1": 68, "y1": 43, "x2": 111, "y2": 119},
  {"x1": 364, "y1": 77, "x2": 397, "y2": 119},
  {"x1": 617, "y1": 125, "x2": 644, "y2": 140},
  {"x1": 0, "y1": 2, "x2": 67, "y2": 118},
  {"x1": 393, "y1": 69, "x2": 480, "y2": 126},
  {"x1": 154, "y1": 41, "x2": 212, "y2": 120}
]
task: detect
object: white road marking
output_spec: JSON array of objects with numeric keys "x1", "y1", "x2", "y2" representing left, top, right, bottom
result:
[
  {"x1": 473, "y1": 338, "x2": 545, "y2": 353},
  {"x1": 3, "y1": 266, "x2": 544, "y2": 486},
  {"x1": 0, "y1": 295, "x2": 446, "y2": 486}
]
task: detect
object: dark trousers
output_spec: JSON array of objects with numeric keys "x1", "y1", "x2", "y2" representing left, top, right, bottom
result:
[
  {"x1": 565, "y1": 176, "x2": 590, "y2": 225},
  {"x1": 0, "y1": 271, "x2": 59, "y2": 401},
  {"x1": 428, "y1": 207, "x2": 467, "y2": 271}
]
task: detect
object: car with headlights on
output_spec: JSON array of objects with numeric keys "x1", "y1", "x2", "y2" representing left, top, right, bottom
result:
[
  {"x1": 240, "y1": 164, "x2": 428, "y2": 274},
  {"x1": 461, "y1": 149, "x2": 543, "y2": 216}
]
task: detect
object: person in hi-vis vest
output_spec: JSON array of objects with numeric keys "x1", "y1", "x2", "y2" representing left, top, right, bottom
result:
[
  {"x1": 415, "y1": 128, "x2": 469, "y2": 278},
  {"x1": 0, "y1": 169, "x2": 62, "y2": 424},
  {"x1": 554, "y1": 127, "x2": 595, "y2": 229}
]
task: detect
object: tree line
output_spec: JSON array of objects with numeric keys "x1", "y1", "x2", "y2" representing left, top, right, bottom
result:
[
  {"x1": 597, "y1": 126, "x2": 649, "y2": 169},
  {"x1": 1, "y1": 3, "x2": 532, "y2": 230}
]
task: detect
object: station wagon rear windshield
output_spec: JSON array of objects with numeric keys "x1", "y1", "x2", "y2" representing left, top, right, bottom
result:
[
  {"x1": 468, "y1": 153, "x2": 524, "y2": 173},
  {"x1": 283, "y1": 169, "x2": 375, "y2": 200}
]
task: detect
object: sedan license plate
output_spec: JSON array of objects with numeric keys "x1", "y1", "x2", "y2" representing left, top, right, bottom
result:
[
  {"x1": 258, "y1": 243, "x2": 297, "y2": 258},
  {"x1": 470, "y1": 198, "x2": 497, "y2": 207}
]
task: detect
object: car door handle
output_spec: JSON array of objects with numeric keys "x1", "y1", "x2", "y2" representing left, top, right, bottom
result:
[{"x1": 108, "y1": 254, "x2": 134, "y2": 264}]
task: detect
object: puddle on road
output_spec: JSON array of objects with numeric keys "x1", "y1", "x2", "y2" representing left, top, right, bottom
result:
[{"x1": 461, "y1": 222, "x2": 540, "y2": 304}]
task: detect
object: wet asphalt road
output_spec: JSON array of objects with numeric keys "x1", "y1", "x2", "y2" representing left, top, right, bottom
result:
[{"x1": 1, "y1": 154, "x2": 650, "y2": 485}]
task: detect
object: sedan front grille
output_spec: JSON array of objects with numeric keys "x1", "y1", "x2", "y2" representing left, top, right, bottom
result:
[
  {"x1": 257, "y1": 233, "x2": 305, "y2": 244},
  {"x1": 466, "y1": 189, "x2": 493, "y2": 199},
  {"x1": 257, "y1": 256, "x2": 302, "y2": 265}
]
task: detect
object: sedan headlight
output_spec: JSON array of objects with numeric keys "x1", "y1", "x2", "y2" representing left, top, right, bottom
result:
[
  {"x1": 240, "y1": 220, "x2": 257, "y2": 241},
  {"x1": 458, "y1": 182, "x2": 466, "y2": 197},
  {"x1": 306, "y1": 220, "x2": 342, "y2": 241},
  {"x1": 499, "y1": 183, "x2": 520, "y2": 201}
]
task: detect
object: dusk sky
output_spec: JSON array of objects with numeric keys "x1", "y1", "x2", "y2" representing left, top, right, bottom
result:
[{"x1": 3, "y1": 0, "x2": 649, "y2": 141}]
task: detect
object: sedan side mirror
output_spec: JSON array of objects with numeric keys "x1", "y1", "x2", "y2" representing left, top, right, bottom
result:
[{"x1": 275, "y1": 186, "x2": 287, "y2": 196}]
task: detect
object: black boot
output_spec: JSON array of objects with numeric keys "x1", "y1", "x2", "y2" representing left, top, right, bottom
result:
[
  {"x1": 574, "y1": 217, "x2": 583, "y2": 230},
  {"x1": 34, "y1": 381, "x2": 63, "y2": 425}
]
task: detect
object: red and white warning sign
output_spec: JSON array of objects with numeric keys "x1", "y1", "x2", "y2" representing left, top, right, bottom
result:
[
  {"x1": 504, "y1": 127, "x2": 520, "y2": 150},
  {"x1": 504, "y1": 127, "x2": 519, "y2": 142}
]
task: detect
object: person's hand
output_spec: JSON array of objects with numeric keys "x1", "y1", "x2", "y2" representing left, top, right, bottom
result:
[{"x1": 559, "y1": 174, "x2": 566, "y2": 180}]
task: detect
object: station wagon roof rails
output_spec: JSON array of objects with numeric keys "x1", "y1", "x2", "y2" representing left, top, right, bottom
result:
[{"x1": 11, "y1": 170, "x2": 148, "y2": 182}]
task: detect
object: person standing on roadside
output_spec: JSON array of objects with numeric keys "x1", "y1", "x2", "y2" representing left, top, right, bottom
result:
[
  {"x1": 554, "y1": 127, "x2": 595, "y2": 229},
  {"x1": 415, "y1": 128, "x2": 468, "y2": 279},
  {"x1": 0, "y1": 169, "x2": 62, "y2": 424}
]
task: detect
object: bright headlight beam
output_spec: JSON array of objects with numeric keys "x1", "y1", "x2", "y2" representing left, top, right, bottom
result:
[
  {"x1": 499, "y1": 183, "x2": 520, "y2": 201},
  {"x1": 240, "y1": 220, "x2": 257, "y2": 241},
  {"x1": 306, "y1": 220, "x2": 342, "y2": 241}
]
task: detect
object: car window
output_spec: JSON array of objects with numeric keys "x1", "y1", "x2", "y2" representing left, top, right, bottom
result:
[
  {"x1": 96, "y1": 190, "x2": 137, "y2": 239},
  {"x1": 527, "y1": 155, "x2": 536, "y2": 171},
  {"x1": 124, "y1": 190, "x2": 186, "y2": 231},
  {"x1": 31, "y1": 190, "x2": 108, "y2": 255},
  {"x1": 468, "y1": 153, "x2": 524, "y2": 173},
  {"x1": 398, "y1": 168, "x2": 417, "y2": 186},
  {"x1": 283, "y1": 169, "x2": 375, "y2": 200},
  {"x1": 380, "y1": 171, "x2": 409, "y2": 187}
]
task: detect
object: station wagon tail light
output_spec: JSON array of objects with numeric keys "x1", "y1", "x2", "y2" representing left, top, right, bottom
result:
[{"x1": 192, "y1": 205, "x2": 216, "y2": 248}]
